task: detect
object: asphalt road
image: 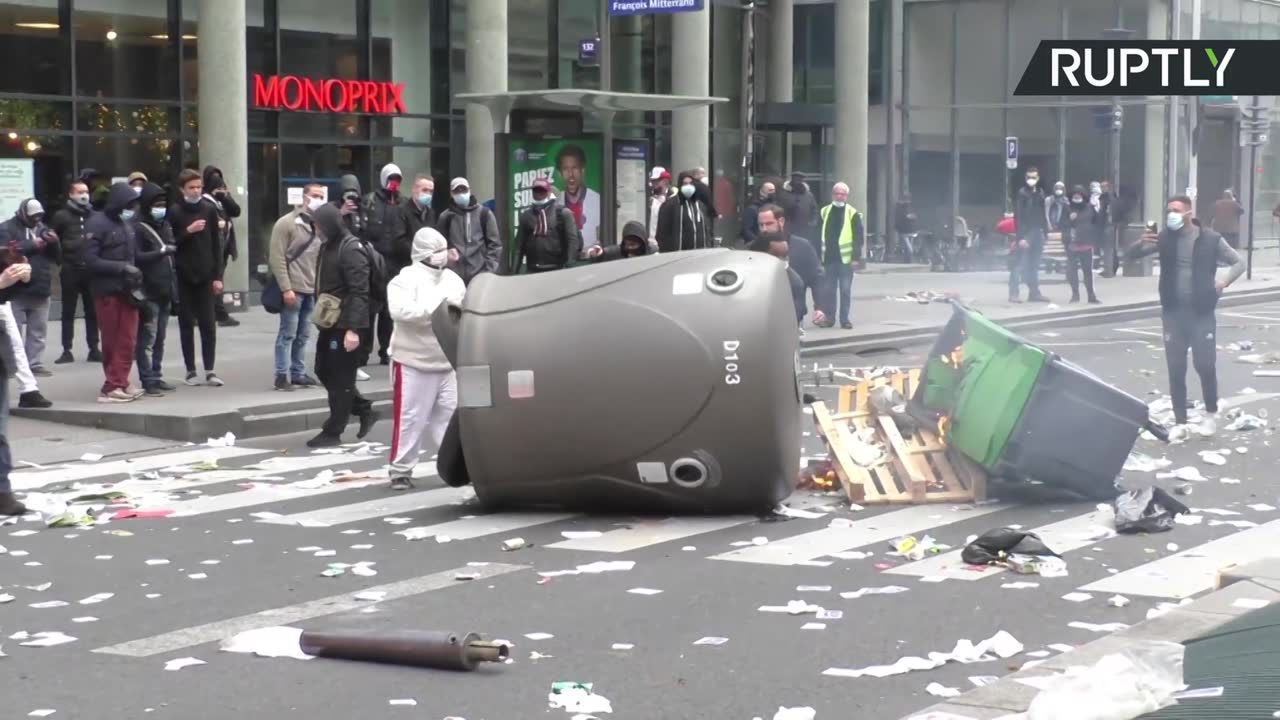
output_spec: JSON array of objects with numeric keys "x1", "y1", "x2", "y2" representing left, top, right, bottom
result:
[{"x1": 6, "y1": 304, "x2": 1280, "y2": 720}]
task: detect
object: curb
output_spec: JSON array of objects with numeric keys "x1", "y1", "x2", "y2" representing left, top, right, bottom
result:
[
  {"x1": 899, "y1": 557, "x2": 1280, "y2": 719},
  {"x1": 800, "y1": 287, "x2": 1280, "y2": 359}
]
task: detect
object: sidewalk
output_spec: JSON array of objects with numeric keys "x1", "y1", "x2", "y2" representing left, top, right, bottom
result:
[
  {"x1": 802, "y1": 258, "x2": 1280, "y2": 354},
  {"x1": 11, "y1": 312, "x2": 391, "y2": 442}
]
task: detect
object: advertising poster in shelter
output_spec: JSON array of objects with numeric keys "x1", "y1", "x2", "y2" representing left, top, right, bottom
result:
[{"x1": 509, "y1": 137, "x2": 604, "y2": 271}]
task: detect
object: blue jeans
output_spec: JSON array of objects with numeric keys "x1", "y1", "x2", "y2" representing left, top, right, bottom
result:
[
  {"x1": 0, "y1": 378, "x2": 11, "y2": 493},
  {"x1": 275, "y1": 293, "x2": 315, "y2": 379},
  {"x1": 823, "y1": 262, "x2": 854, "y2": 325},
  {"x1": 1009, "y1": 229, "x2": 1045, "y2": 297},
  {"x1": 135, "y1": 298, "x2": 171, "y2": 388}
]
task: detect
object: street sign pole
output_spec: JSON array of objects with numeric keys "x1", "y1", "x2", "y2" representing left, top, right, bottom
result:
[
  {"x1": 1239, "y1": 95, "x2": 1272, "y2": 280},
  {"x1": 1005, "y1": 136, "x2": 1018, "y2": 214}
]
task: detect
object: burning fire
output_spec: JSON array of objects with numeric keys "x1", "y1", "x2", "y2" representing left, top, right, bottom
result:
[
  {"x1": 937, "y1": 415, "x2": 951, "y2": 443},
  {"x1": 940, "y1": 346, "x2": 965, "y2": 368}
]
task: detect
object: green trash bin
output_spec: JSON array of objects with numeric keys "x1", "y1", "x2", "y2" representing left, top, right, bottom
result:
[{"x1": 911, "y1": 303, "x2": 1151, "y2": 499}]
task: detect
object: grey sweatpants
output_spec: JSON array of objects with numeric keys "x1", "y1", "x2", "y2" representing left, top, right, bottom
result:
[
  {"x1": 10, "y1": 296, "x2": 50, "y2": 372},
  {"x1": 1162, "y1": 307, "x2": 1218, "y2": 424}
]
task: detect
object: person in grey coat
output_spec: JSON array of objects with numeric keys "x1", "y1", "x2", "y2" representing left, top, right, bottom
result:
[{"x1": 436, "y1": 177, "x2": 501, "y2": 285}]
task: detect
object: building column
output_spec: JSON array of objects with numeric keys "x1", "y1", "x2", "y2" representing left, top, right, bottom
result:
[
  {"x1": 1144, "y1": 0, "x2": 1169, "y2": 221},
  {"x1": 614, "y1": 15, "x2": 645, "y2": 127},
  {"x1": 767, "y1": 0, "x2": 794, "y2": 175},
  {"x1": 464, "y1": 0, "x2": 507, "y2": 202},
  {"x1": 672, "y1": 5, "x2": 711, "y2": 171},
  {"x1": 835, "y1": 0, "x2": 871, "y2": 216},
  {"x1": 391, "y1": 0, "x2": 431, "y2": 176},
  {"x1": 197, "y1": 0, "x2": 248, "y2": 302}
]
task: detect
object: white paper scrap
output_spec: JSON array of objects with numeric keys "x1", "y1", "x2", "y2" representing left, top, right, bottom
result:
[
  {"x1": 1172, "y1": 466, "x2": 1207, "y2": 482},
  {"x1": 30, "y1": 601, "x2": 69, "y2": 609},
  {"x1": 547, "y1": 686, "x2": 612, "y2": 715},
  {"x1": 1174, "y1": 514, "x2": 1204, "y2": 526},
  {"x1": 1002, "y1": 582, "x2": 1040, "y2": 589},
  {"x1": 829, "y1": 551, "x2": 873, "y2": 560},
  {"x1": 627, "y1": 588, "x2": 663, "y2": 596},
  {"x1": 80, "y1": 453, "x2": 103, "y2": 462},
  {"x1": 79, "y1": 593, "x2": 113, "y2": 605},
  {"x1": 611, "y1": 643, "x2": 634, "y2": 651},
  {"x1": 925, "y1": 682, "x2": 962, "y2": 698},
  {"x1": 354, "y1": 591, "x2": 387, "y2": 602},
  {"x1": 1107, "y1": 595, "x2": 1131, "y2": 608},
  {"x1": 19, "y1": 632, "x2": 77, "y2": 647},
  {"x1": 840, "y1": 586, "x2": 909, "y2": 600},
  {"x1": 969, "y1": 675, "x2": 1000, "y2": 687},
  {"x1": 164, "y1": 657, "x2": 206, "y2": 671},
  {"x1": 796, "y1": 585, "x2": 832, "y2": 593},
  {"x1": 388, "y1": 699, "x2": 417, "y2": 707},
  {"x1": 28, "y1": 711, "x2": 57, "y2": 718},
  {"x1": 801, "y1": 623, "x2": 827, "y2": 630},
  {"x1": 1173, "y1": 686, "x2": 1225, "y2": 699},
  {"x1": 1199, "y1": 452, "x2": 1227, "y2": 466},
  {"x1": 71, "y1": 617, "x2": 98, "y2": 624},
  {"x1": 219, "y1": 626, "x2": 313, "y2": 660},
  {"x1": 694, "y1": 637, "x2": 729, "y2": 646},
  {"x1": 1248, "y1": 503, "x2": 1277, "y2": 512},
  {"x1": 560, "y1": 531, "x2": 603, "y2": 539},
  {"x1": 822, "y1": 630, "x2": 1023, "y2": 679},
  {"x1": 1232, "y1": 598, "x2": 1270, "y2": 610},
  {"x1": 538, "y1": 560, "x2": 635, "y2": 578},
  {"x1": 524, "y1": 633, "x2": 554, "y2": 641},
  {"x1": 1062, "y1": 592, "x2": 1093, "y2": 603},
  {"x1": 1067, "y1": 621, "x2": 1129, "y2": 633},
  {"x1": 816, "y1": 610, "x2": 844, "y2": 620},
  {"x1": 771, "y1": 707, "x2": 816, "y2": 720}
]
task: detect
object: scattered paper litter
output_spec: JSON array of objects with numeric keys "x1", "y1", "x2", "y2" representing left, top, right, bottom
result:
[
  {"x1": 219, "y1": 626, "x2": 313, "y2": 660},
  {"x1": 351, "y1": 563, "x2": 377, "y2": 577},
  {"x1": 611, "y1": 643, "x2": 634, "y2": 651},
  {"x1": 547, "y1": 683, "x2": 613, "y2": 715},
  {"x1": 1171, "y1": 466, "x2": 1207, "y2": 482},
  {"x1": 560, "y1": 531, "x2": 603, "y2": 540},
  {"x1": 969, "y1": 675, "x2": 1000, "y2": 687},
  {"x1": 771, "y1": 708, "x2": 816, "y2": 720},
  {"x1": 925, "y1": 682, "x2": 962, "y2": 698},
  {"x1": 10, "y1": 529, "x2": 38, "y2": 537},
  {"x1": 524, "y1": 633, "x2": 555, "y2": 641},
  {"x1": 205, "y1": 432, "x2": 236, "y2": 447},
  {"x1": 164, "y1": 657, "x2": 206, "y2": 671},
  {"x1": 0, "y1": 593, "x2": 14, "y2": 603},
  {"x1": 1002, "y1": 581, "x2": 1040, "y2": 589},
  {"x1": 1220, "y1": 477, "x2": 1242, "y2": 485},
  {"x1": 538, "y1": 561, "x2": 635, "y2": 578},
  {"x1": 829, "y1": 550, "x2": 873, "y2": 560},
  {"x1": 796, "y1": 585, "x2": 832, "y2": 593},
  {"x1": 145, "y1": 559, "x2": 170, "y2": 566},
  {"x1": 1232, "y1": 598, "x2": 1270, "y2": 610},
  {"x1": 29, "y1": 601, "x2": 69, "y2": 609},
  {"x1": 354, "y1": 591, "x2": 387, "y2": 602},
  {"x1": 1068, "y1": 621, "x2": 1130, "y2": 633},
  {"x1": 816, "y1": 610, "x2": 844, "y2": 620},
  {"x1": 840, "y1": 586, "x2": 909, "y2": 600},
  {"x1": 1210, "y1": 519, "x2": 1258, "y2": 528},
  {"x1": 78, "y1": 593, "x2": 113, "y2": 605},
  {"x1": 1173, "y1": 686, "x2": 1225, "y2": 699},
  {"x1": 388, "y1": 699, "x2": 417, "y2": 707},
  {"x1": 1062, "y1": 592, "x2": 1093, "y2": 603},
  {"x1": 79, "y1": 452, "x2": 103, "y2": 462},
  {"x1": 822, "y1": 630, "x2": 1023, "y2": 679},
  {"x1": 71, "y1": 617, "x2": 98, "y2": 623},
  {"x1": 1108, "y1": 595, "x2": 1131, "y2": 608},
  {"x1": 1175, "y1": 514, "x2": 1204, "y2": 526},
  {"x1": 1198, "y1": 508, "x2": 1241, "y2": 516},
  {"x1": 1248, "y1": 503, "x2": 1277, "y2": 512},
  {"x1": 28, "y1": 711, "x2": 56, "y2": 718},
  {"x1": 627, "y1": 588, "x2": 663, "y2": 596},
  {"x1": 1125, "y1": 452, "x2": 1172, "y2": 473},
  {"x1": 801, "y1": 623, "x2": 827, "y2": 630},
  {"x1": 775, "y1": 506, "x2": 825, "y2": 519},
  {"x1": 19, "y1": 632, "x2": 77, "y2": 647},
  {"x1": 1199, "y1": 451, "x2": 1227, "y2": 466},
  {"x1": 693, "y1": 637, "x2": 729, "y2": 646}
]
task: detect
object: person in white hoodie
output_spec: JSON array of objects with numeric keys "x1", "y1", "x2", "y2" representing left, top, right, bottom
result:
[{"x1": 386, "y1": 227, "x2": 465, "y2": 491}]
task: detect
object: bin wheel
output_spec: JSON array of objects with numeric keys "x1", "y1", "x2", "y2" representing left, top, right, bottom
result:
[{"x1": 436, "y1": 414, "x2": 471, "y2": 488}]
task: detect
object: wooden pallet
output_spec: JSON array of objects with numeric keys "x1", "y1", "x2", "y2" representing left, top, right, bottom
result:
[{"x1": 810, "y1": 369, "x2": 988, "y2": 505}]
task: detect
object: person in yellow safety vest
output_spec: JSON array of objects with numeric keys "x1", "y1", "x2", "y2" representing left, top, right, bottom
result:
[{"x1": 816, "y1": 182, "x2": 864, "y2": 330}]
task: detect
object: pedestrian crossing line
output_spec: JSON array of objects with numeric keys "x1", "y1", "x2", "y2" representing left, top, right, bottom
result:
[
  {"x1": 12, "y1": 446, "x2": 270, "y2": 491},
  {"x1": 240, "y1": 452, "x2": 392, "y2": 476},
  {"x1": 884, "y1": 507, "x2": 1115, "y2": 581},
  {"x1": 1080, "y1": 519, "x2": 1280, "y2": 599},
  {"x1": 258, "y1": 476, "x2": 473, "y2": 528},
  {"x1": 710, "y1": 503, "x2": 1009, "y2": 566},
  {"x1": 395, "y1": 512, "x2": 578, "y2": 542},
  {"x1": 91, "y1": 562, "x2": 528, "y2": 658}
]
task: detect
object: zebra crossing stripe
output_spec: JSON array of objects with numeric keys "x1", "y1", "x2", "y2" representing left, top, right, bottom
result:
[
  {"x1": 1080, "y1": 519, "x2": 1280, "y2": 599},
  {"x1": 12, "y1": 446, "x2": 269, "y2": 491},
  {"x1": 710, "y1": 503, "x2": 1009, "y2": 566},
  {"x1": 884, "y1": 507, "x2": 1115, "y2": 581},
  {"x1": 395, "y1": 512, "x2": 578, "y2": 542}
]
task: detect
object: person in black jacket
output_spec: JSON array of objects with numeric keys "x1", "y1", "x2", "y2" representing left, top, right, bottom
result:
[
  {"x1": 0, "y1": 199, "x2": 60, "y2": 376},
  {"x1": 403, "y1": 174, "x2": 437, "y2": 239},
  {"x1": 134, "y1": 183, "x2": 178, "y2": 396},
  {"x1": 586, "y1": 220, "x2": 651, "y2": 263},
  {"x1": 362, "y1": 163, "x2": 410, "y2": 365},
  {"x1": 515, "y1": 178, "x2": 581, "y2": 272},
  {"x1": 1064, "y1": 185, "x2": 1103, "y2": 305},
  {"x1": 168, "y1": 168, "x2": 224, "y2": 387},
  {"x1": 85, "y1": 182, "x2": 144, "y2": 404},
  {"x1": 1010, "y1": 166, "x2": 1050, "y2": 303},
  {"x1": 740, "y1": 179, "x2": 777, "y2": 249},
  {"x1": 202, "y1": 165, "x2": 243, "y2": 327},
  {"x1": 49, "y1": 179, "x2": 100, "y2": 364},
  {"x1": 309, "y1": 204, "x2": 377, "y2": 449},
  {"x1": 0, "y1": 257, "x2": 34, "y2": 516},
  {"x1": 655, "y1": 170, "x2": 714, "y2": 252},
  {"x1": 753, "y1": 203, "x2": 823, "y2": 331}
]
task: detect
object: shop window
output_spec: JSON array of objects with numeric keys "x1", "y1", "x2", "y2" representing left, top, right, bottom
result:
[
  {"x1": 0, "y1": 99, "x2": 71, "y2": 133},
  {"x1": 0, "y1": 133, "x2": 71, "y2": 216},
  {"x1": 74, "y1": 0, "x2": 177, "y2": 100},
  {"x1": 0, "y1": 1, "x2": 69, "y2": 95},
  {"x1": 76, "y1": 133, "x2": 179, "y2": 190}
]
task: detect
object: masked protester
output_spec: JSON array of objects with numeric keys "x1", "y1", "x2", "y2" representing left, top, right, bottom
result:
[
  {"x1": 586, "y1": 220, "x2": 652, "y2": 263},
  {"x1": 362, "y1": 163, "x2": 411, "y2": 365},
  {"x1": 133, "y1": 183, "x2": 178, "y2": 396},
  {"x1": 168, "y1": 168, "x2": 224, "y2": 387},
  {"x1": 1064, "y1": 185, "x2": 1102, "y2": 305},
  {"x1": 85, "y1": 183, "x2": 144, "y2": 403},
  {"x1": 817, "y1": 182, "x2": 864, "y2": 330},
  {"x1": 50, "y1": 179, "x2": 100, "y2": 364},
  {"x1": 1127, "y1": 195, "x2": 1246, "y2": 433},
  {"x1": 0, "y1": 199, "x2": 60, "y2": 378},
  {"x1": 1045, "y1": 181, "x2": 1069, "y2": 239},
  {"x1": 1010, "y1": 166, "x2": 1050, "y2": 303},
  {"x1": 781, "y1": 171, "x2": 818, "y2": 230},
  {"x1": 516, "y1": 178, "x2": 581, "y2": 273},
  {"x1": 656, "y1": 170, "x2": 714, "y2": 252},
  {"x1": 0, "y1": 256, "x2": 34, "y2": 516},
  {"x1": 268, "y1": 184, "x2": 324, "y2": 391},
  {"x1": 648, "y1": 167, "x2": 672, "y2": 245},
  {"x1": 385, "y1": 227, "x2": 465, "y2": 491},
  {"x1": 437, "y1": 177, "x2": 501, "y2": 284},
  {"x1": 403, "y1": 174, "x2": 437, "y2": 239},
  {"x1": 201, "y1": 166, "x2": 242, "y2": 327},
  {"x1": 309, "y1": 204, "x2": 377, "y2": 449}
]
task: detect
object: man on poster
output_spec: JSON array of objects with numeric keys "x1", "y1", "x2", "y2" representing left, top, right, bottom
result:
[{"x1": 555, "y1": 144, "x2": 601, "y2": 254}]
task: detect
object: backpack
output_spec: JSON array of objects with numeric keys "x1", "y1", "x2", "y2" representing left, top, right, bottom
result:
[{"x1": 355, "y1": 238, "x2": 388, "y2": 309}]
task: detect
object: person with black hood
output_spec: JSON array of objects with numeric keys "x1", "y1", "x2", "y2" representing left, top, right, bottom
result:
[
  {"x1": 201, "y1": 165, "x2": 242, "y2": 328},
  {"x1": 515, "y1": 178, "x2": 580, "y2": 273},
  {"x1": 85, "y1": 182, "x2": 144, "y2": 403},
  {"x1": 79, "y1": 168, "x2": 110, "y2": 212},
  {"x1": 361, "y1": 163, "x2": 410, "y2": 365},
  {"x1": 586, "y1": 220, "x2": 651, "y2": 263},
  {"x1": 740, "y1": 179, "x2": 777, "y2": 249},
  {"x1": 781, "y1": 171, "x2": 819, "y2": 231},
  {"x1": 656, "y1": 170, "x2": 714, "y2": 253},
  {"x1": 50, "y1": 179, "x2": 100, "y2": 365},
  {"x1": 337, "y1": 173, "x2": 367, "y2": 237},
  {"x1": 438, "y1": 177, "x2": 501, "y2": 284},
  {"x1": 0, "y1": 256, "x2": 34, "y2": 516},
  {"x1": 0, "y1": 198, "x2": 60, "y2": 377},
  {"x1": 133, "y1": 183, "x2": 178, "y2": 396},
  {"x1": 1063, "y1": 185, "x2": 1103, "y2": 305},
  {"x1": 168, "y1": 168, "x2": 224, "y2": 387},
  {"x1": 308, "y1": 204, "x2": 378, "y2": 449}
]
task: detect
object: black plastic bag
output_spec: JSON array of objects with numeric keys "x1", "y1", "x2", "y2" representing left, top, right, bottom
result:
[
  {"x1": 961, "y1": 527, "x2": 1060, "y2": 566},
  {"x1": 1113, "y1": 486, "x2": 1189, "y2": 534}
]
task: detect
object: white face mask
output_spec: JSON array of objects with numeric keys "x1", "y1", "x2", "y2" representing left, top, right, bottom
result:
[
  {"x1": 1054, "y1": 189, "x2": 1064, "y2": 196},
  {"x1": 832, "y1": 200, "x2": 846, "y2": 208},
  {"x1": 1166, "y1": 211, "x2": 1185, "y2": 231},
  {"x1": 1026, "y1": 177, "x2": 1038, "y2": 187},
  {"x1": 680, "y1": 184, "x2": 696, "y2": 198},
  {"x1": 425, "y1": 249, "x2": 448, "y2": 268},
  {"x1": 306, "y1": 196, "x2": 325, "y2": 212}
]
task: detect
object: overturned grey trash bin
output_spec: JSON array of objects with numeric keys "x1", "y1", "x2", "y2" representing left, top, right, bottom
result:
[{"x1": 432, "y1": 249, "x2": 801, "y2": 514}]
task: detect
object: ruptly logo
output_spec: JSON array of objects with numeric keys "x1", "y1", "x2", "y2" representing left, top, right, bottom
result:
[{"x1": 1015, "y1": 41, "x2": 1279, "y2": 96}]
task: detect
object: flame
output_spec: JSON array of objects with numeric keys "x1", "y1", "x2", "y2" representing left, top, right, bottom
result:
[
  {"x1": 940, "y1": 345, "x2": 965, "y2": 368},
  {"x1": 937, "y1": 415, "x2": 951, "y2": 444}
]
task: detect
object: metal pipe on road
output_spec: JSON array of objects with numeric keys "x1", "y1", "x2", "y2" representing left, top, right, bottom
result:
[{"x1": 298, "y1": 629, "x2": 510, "y2": 671}]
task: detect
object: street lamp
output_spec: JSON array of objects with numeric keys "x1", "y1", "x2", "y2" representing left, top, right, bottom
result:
[{"x1": 1101, "y1": 24, "x2": 1135, "y2": 276}]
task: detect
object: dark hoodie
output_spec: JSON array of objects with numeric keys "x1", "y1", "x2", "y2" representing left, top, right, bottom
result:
[
  {"x1": 85, "y1": 183, "x2": 142, "y2": 298},
  {"x1": 591, "y1": 220, "x2": 652, "y2": 263},
  {"x1": 515, "y1": 199, "x2": 580, "y2": 271},
  {"x1": 362, "y1": 168, "x2": 411, "y2": 270},
  {"x1": 50, "y1": 196, "x2": 93, "y2": 271},
  {"x1": 655, "y1": 172, "x2": 713, "y2": 253},
  {"x1": 313, "y1": 204, "x2": 371, "y2": 332},
  {"x1": 336, "y1": 174, "x2": 366, "y2": 237},
  {"x1": 1065, "y1": 184, "x2": 1105, "y2": 251},
  {"x1": 135, "y1": 183, "x2": 177, "y2": 301},
  {"x1": 0, "y1": 198, "x2": 60, "y2": 299},
  {"x1": 202, "y1": 165, "x2": 242, "y2": 261},
  {"x1": 168, "y1": 180, "x2": 224, "y2": 286}
]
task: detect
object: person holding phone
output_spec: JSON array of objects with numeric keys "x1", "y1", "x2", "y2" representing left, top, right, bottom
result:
[
  {"x1": 168, "y1": 168, "x2": 225, "y2": 387},
  {"x1": 1128, "y1": 195, "x2": 1246, "y2": 434},
  {"x1": 0, "y1": 258, "x2": 33, "y2": 516}
]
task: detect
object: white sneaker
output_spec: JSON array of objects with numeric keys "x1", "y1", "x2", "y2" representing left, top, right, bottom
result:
[
  {"x1": 356, "y1": 369, "x2": 371, "y2": 382},
  {"x1": 97, "y1": 388, "x2": 137, "y2": 404},
  {"x1": 1196, "y1": 413, "x2": 1219, "y2": 438}
]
